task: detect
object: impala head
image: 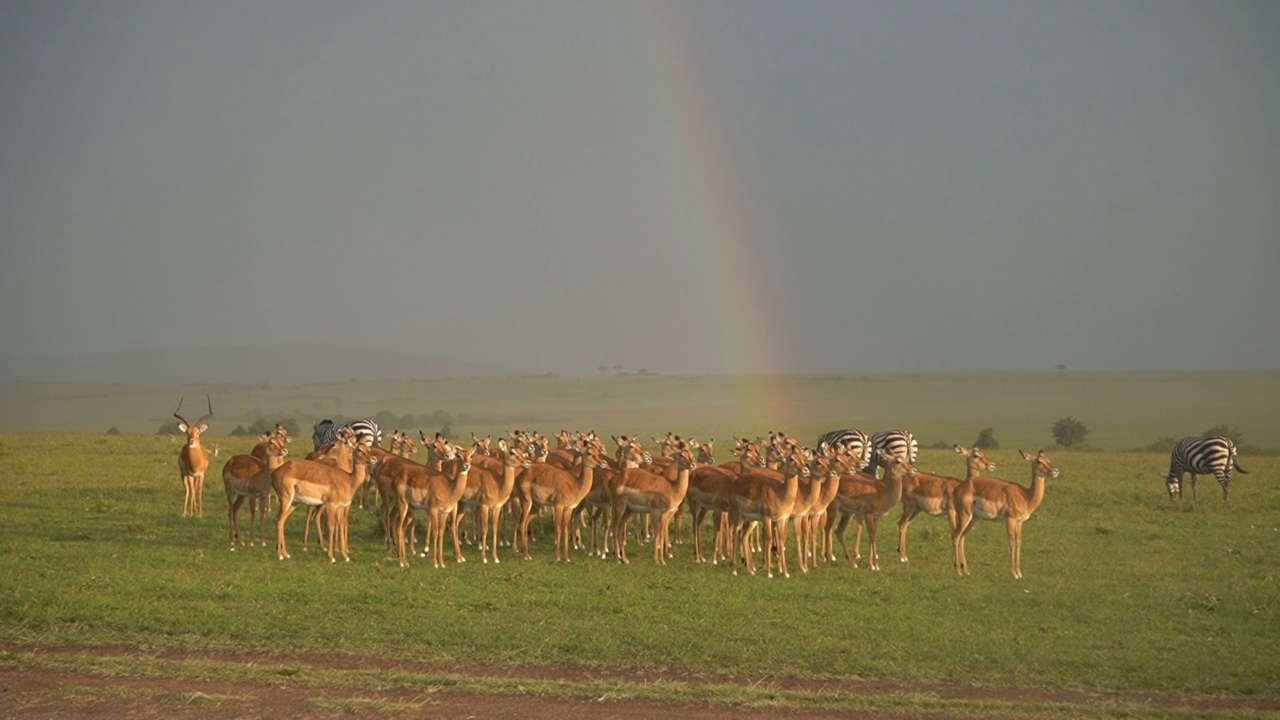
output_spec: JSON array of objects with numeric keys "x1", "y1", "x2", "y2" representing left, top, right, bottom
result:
[
  {"x1": 173, "y1": 396, "x2": 213, "y2": 447},
  {"x1": 1020, "y1": 449, "x2": 1059, "y2": 478},
  {"x1": 955, "y1": 445, "x2": 996, "y2": 472},
  {"x1": 777, "y1": 444, "x2": 810, "y2": 477},
  {"x1": 870, "y1": 449, "x2": 914, "y2": 477},
  {"x1": 471, "y1": 433, "x2": 493, "y2": 455},
  {"x1": 454, "y1": 445, "x2": 473, "y2": 470},
  {"x1": 671, "y1": 440, "x2": 697, "y2": 468},
  {"x1": 502, "y1": 440, "x2": 533, "y2": 469},
  {"x1": 264, "y1": 434, "x2": 289, "y2": 458},
  {"x1": 401, "y1": 434, "x2": 419, "y2": 456}
]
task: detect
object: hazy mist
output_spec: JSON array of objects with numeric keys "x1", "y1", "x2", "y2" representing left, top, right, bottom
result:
[{"x1": 3, "y1": 1, "x2": 1277, "y2": 378}]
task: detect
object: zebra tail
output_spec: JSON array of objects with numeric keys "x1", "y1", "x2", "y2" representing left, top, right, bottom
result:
[{"x1": 1234, "y1": 458, "x2": 1249, "y2": 474}]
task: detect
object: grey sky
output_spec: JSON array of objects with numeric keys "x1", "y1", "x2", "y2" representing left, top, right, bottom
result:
[{"x1": 2, "y1": 0, "x2": 1277, "y2": 376}]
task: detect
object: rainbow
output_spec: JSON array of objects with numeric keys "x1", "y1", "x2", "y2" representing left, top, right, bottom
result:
[{"x1": 627, "y1": 2, "x2": 800, "y2": 433}]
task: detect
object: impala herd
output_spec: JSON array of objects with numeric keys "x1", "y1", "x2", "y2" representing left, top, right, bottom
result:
[{"x1": 181, "y1": 399, "x2": 1061, "y2": 578}]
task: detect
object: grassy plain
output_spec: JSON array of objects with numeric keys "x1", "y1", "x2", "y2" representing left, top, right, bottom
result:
[
  {"x1": 1, "y1": 370, "x2": 1278, "y2": 452},
  {"x1": 1, "y1": 372, "x2": 1278, "y2": 715}
]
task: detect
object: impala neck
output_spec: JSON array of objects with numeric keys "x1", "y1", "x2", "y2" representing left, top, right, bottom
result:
[{"x1": 1026, "y1": 471, "x2": 1047, "y2": 510}]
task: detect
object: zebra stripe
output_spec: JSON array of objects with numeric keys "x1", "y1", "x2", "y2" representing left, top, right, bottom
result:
[
  {"x1": 1163, "y1": 435, "x2": 1247, "y2": 503},
  {"x1": 816, "y1": 429, "x2": 871, "y2": 470},
  {"x1": 869, "y1": 429, "x2": 919, "y2": 473},
  {"x1": 312, "y1": 418, "x2": 382, "y2": 450}
]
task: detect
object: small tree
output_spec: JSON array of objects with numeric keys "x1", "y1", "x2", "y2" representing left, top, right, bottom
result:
[
  {"x1": 974, "y1": 427, "x2": 999, "y2": 450},
  {"x1": 1052, "y1": 416, "x2": 1089, "y2": 447}
]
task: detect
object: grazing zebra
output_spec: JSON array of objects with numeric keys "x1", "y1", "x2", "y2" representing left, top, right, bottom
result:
[
  {"x1": 312, "y1": 418, "x2": 382, "y2": 451},
  {"x1": 870, "y1": 429, "x2": 919, "y2": 476},
  {"x1": 1162, "y1": 435, "x2": 1248, "y2": 503},
  {"x1": 816, "y1": 429, "x2": 871, "y2": 471}
]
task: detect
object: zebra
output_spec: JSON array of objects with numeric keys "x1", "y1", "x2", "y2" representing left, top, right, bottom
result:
[
  {"x1": 816, "y1": 429, "x2": 871, "y2": 471},
  {"x1": 1162, "y1": 435, "x2": 1248, "y2": 503},
  {"x1": 312, "y1": 418, "x2": 382, "y2": 451},
  {"x1": 869, "y1": 429, "x2": 919, "y2": 477}
]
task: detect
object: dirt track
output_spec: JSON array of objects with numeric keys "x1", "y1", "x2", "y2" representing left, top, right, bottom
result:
[{"x1": 3, "y1": 643, "x2": 1277, "y2": 719}]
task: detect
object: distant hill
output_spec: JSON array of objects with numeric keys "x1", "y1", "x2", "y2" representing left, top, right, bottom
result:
[{"x1": 0, "y1": 345, "x2": 518, "y2": 385}]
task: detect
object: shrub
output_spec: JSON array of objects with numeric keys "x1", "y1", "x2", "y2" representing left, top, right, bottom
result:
[
  {"x1": 1144, "y1": 436, "x2": 1178, "y2": 454},
  {"x1": 974, "y1": 427, "x2": 999, "y2": 450},
  {"x1": 1052, "y1": 416, "x2": 1089, "y2": 447},
  {"x1": 1202, "y1": 424, "x2": 1245, "y2": 445},
  {"x1": 106, "y1": 426, "x2": 120, "y2": 436},
  {"x1": 156, "y1": 420, "x2": 181, "y2": 435}
]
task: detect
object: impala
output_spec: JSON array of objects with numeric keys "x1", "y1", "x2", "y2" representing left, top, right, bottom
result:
[
  {"x1": 825, "y1": 452, "x2": 917, "y2": 571},
  {"x1": 391, "y1": 443, "x2": 470, "y2": 568},
  {"x1": 221, "y1": 434, "x2": 288, "y2": 549},
  {"x1": 173, "y1": 396, "x2": 215, "y2": 517},
  {"x1": 517, "y1": 439, "x2": 602, "y2": 562},
  {"x1": 272, "y1": 434, "x2": 375, "y2": 562},
  {"x1": 896, "y1": 445, "x2": 995, "y2": 563},
  {"x1": 460, "y1": 439, "x2": 529, "y2": 564},
  {"x1": 793, "y1": 453, "x2": 845, "y2": 573},
  {"x1": 728, "y1": 444, "x2": 809, "y2": 578},
  {"x1": 573, "y1": 435, "x2": 646, "y2": 559},
  {"x1": 613, "y1": 441, "x2": 695, "y2": 565},
  {"x1": 685, "y1": 445, "x2": 739, "y2": 565},
  {"x1": 952, "y1": 449, "x2": 1059, "y2": 578},
  {"x1": 250, "y1": 424, "x2": 292, "y2": 461}
]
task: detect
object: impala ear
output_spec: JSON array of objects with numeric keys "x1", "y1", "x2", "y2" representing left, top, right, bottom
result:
[{"x1": 177, "y1": 423, "x2": 189, "y2": 433}]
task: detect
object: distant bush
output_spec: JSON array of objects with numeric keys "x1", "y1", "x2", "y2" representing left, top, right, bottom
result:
[
  {"x1": 156, "y1": 420, "x2": 181, "y2": 435},
  {"x1": 1143, "y1": 436, "x2": 1178, "y2": 454},
  {"x1": 105, "y1": 426, "x2": 120, "y2": 436},
  {"x1": 974, "y1": 427, "x2": 999, "y2": 450},
  {"x1": 228, "y1": 424, "x2": 251, "y2": 437},
  {"x1": 1051, "y1": 416, "x2": 1089, "y2": 447},
  {"x1": 1202, "y1": 424, "x2": 1245, "y2": 445},
  {"x1": 928, "y1": 441, "x2": 951, "y2": 450}
]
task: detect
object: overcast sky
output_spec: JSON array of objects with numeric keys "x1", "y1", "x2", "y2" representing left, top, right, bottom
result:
[{"x1": 2, "y1": 0, "x2": 1277, "y2": 376}]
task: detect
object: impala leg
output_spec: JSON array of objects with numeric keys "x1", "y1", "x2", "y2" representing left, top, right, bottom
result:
[
  {"x1": 452, "y1": 508, "x2": 466, "y2": 564},
  {"x1": 834, "y1": 513, "x2": 855, "y2": 565},
  {"x1": 773, "y1": 515, "x2": 783, "y2": 576},
  {"x1": 276, "y1": 496, "x2": 297, "y2": 560},
  {"x1": 897, "y1": 506, "x2": 918, "y2": 563},
  {"x1": 1007, "y1": 518, "x2": 1021, "y2": 579}
]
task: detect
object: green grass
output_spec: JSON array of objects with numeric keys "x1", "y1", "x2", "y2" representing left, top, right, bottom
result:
[
  {"x1": 2, "y1": 430, "x2": 1279, "y2": 707},
  {"x1": 1, "y1": 371, "x2": 1278, "y2": 713}
]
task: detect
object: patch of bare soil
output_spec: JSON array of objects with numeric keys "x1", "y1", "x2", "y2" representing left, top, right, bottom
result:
[{"x1": 2, "y1": 643, "x2": 1276, "y2": 719}]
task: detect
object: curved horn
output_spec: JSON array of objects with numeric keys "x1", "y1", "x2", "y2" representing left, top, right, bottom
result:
[
  {"x1": 194, "y1": 395, "x2": 214, "y2": 426},
  {"x1": 173, "y1": 397, "x2": 189, "y2": 425}
]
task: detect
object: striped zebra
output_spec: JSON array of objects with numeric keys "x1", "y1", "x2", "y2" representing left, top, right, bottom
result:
[
  {"x1": 869, "y1": 429, "x2": 919, "y2": 476},
  {"x1": 312, "y1": 418, "x2": 382, "y2": 451},
  {"x1": 816, "y1": 429, "x2": 871, "y2": 471},
  {"x1": 1162, "y1": 435, "x2": 1248, "y2": 503}
]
